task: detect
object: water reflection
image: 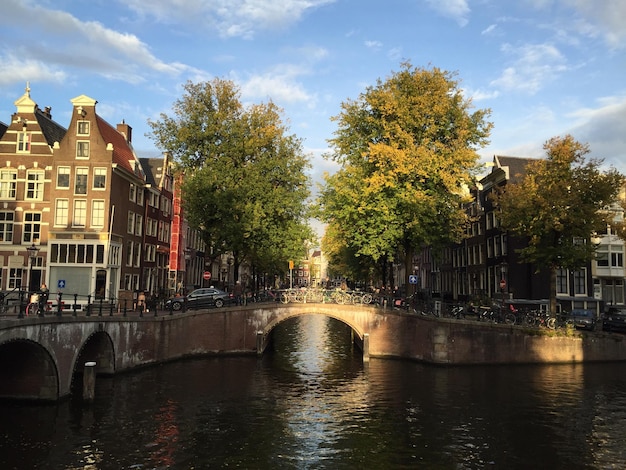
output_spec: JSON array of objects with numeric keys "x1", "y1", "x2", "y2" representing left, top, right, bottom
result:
[{"x1": 0, "y1": 314, "x2": 625, "y2": 469}]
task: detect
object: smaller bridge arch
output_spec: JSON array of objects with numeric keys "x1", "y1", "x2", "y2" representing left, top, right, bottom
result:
[{"x1": 252, "y1": 303, "x2": 377, "y2": 359}]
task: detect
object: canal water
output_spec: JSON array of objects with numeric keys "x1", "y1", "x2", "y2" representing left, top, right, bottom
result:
[{"x1": 1, "y1": 314, "x2": 626, "y2": 469}]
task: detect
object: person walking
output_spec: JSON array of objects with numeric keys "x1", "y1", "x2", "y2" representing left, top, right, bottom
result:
[{"x1": 39, "y1": 283, "x2": 49, "y2": 314}]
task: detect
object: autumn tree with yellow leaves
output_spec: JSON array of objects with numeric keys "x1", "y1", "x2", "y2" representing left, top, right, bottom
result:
[{"x1": 318, "y1": 63, "x2": 493, "y2": 288}]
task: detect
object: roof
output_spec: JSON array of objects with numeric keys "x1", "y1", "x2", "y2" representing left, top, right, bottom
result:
[
  {"x1": 96, "y1": 114, "x2": 145, "y2": 180},
  {"x1": 493, "y1": 155, "x2": 538, "y2": 184},
  {"x1": 0, "y1": 121, "x2": 6, "y2": 138},
  {"x1": 139, "y1": 156, "x2": 167, "y2": 187},
  {"x1": 34, "y1": 106, "x2": 66, "y2": 147}
]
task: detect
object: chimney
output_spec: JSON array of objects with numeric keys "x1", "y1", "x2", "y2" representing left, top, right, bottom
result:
[{"x1": 117, "y1": 120, "x2": 132, "y2": 143}]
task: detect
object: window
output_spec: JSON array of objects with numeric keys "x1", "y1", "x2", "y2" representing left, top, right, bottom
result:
[
  {"x1": 612, "y1": 251, "x2": 624, "y2": 268},
  {"x1": 135, "y1": 242, "x2": 141, "y2": 267},
  {"x1": 77, "y1": 120, "x2": 90, "y2": 135},
  {"x1": 55, "y1": 199, "x2": 69, "y2": 226},
  {"x1": 57, "y1": 167, "x2": 70, "y2": 189},
  {"x1": 91, "y1": 200, "x2": 105, "y2": 227},
  {"x1": 75, "y1": 168, "x2": 88, "y2": 195},
  {"x1": 76, "y1": 141, "x2": 90, "y2": 159},
  {"x1": 137, "y1": 188, "x2": 144, "y2": 206},
  {"x1": 93, "y1": 168, "x2": 106, "y2": 189},
  {"x1": 17, "y1": 132, "x2": 31, "y2": 152},
  {"x1": 0, "y1": 211, "x2": 14, "y2": 242},
  {"x1": 26, "y1": 170, "x2": 44, "y2": 200},
  {"x1": 135, "y1": 214, "x2": 143, "y2": 236},
  {"x1": 9, "y1": 268, "x2": 22, "y2": 289},
  {"x1": 23, "y1": 212, "x2": 41, "y2": 243},
  {"x1": 72, "y1": 200, "x2": 87, "y2": 227},
  {"x1": 573, "y1": 269, "x2": 587, "y2": 296},
  {"x1": 127, "y1": 212, "x2": 135, "y2": 234},
  {"x1": 129, "y1": 184, "x2": 136, "y2": 202},
  {"x1": 556, "y1": 269, "x2": 568, "y2": 295},
  {"x1": 0, "y1": 170, "x2": 17, "y2": 199},
  {"x1": 126, "y1": 241, "x2": 133, "y2": 266}
]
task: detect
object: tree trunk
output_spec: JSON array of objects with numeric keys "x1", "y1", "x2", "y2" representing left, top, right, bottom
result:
[{"x1": 549, "y1": 266, "x2": 557, "y2": 317}]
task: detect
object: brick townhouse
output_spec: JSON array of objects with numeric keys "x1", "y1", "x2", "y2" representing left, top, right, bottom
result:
[{"x1": 0, "y1": 85, "x2": 176, "y2": 309}]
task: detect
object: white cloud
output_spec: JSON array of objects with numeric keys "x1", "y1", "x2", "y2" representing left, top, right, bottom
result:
[
  {"x1": 239, "y1": 69, "x2": 316, "y2": 106},
  {"x1": 563, "y1": 0, "x2": 626, "y2": 48},
  {"x1": 565, "y1": 95, "x2": 626, "y2": 169},
  {"x1": 0, "y1": 0, "x2": 190, "y2": 84},
  {"x1": 364, "y1": 40, "x2": 383, "y2": 52},
  {"x1": 123, "y1": 0, "x2": 336, "y2": 38},
  {"x1": 490, "y1": 43, "x2": 568, "y2": 94},
  {"x1": 424, "y1": 0, "x2": 470, "y2": 27},
  {"x1": 0, "y1": 54, "x2": 67, "y2": 87}
]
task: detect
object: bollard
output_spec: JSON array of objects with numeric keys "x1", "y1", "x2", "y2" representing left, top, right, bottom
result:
[
  {"x1": 123, "y1": 299, "x2": 128, "y2": 317},
  {"x1": 73, "y1": 294, "x2": 78, "y2": 316},
  {"x1": 83, "y1": 361, "x2": 97, "y2": 402}
]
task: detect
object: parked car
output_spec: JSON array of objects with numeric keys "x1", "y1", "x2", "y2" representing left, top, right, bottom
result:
[
  {"x1": 567, "y1": 309, "x2": 596, "y2": 331},
  {"x1": 602, "y1": 307, "x2": 626, "y2": 333},
  {"x1": 165, "y1": 288, "x2": 234, "y2": 311}
]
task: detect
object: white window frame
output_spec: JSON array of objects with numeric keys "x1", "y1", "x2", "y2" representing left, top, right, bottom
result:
[
  {"x1": 0, "y1": 170, "x2": 17, "y2": 200},
  {"x1": 26, "y1": 170, "x2": 45, "y2": 201},
  {"x1": 91, "y1": 200, "x2": 105, "y2": 228},
  {"x1": 56, "y1": 166, "x2": 70, "y2": 189},
  {"x1": 72, "y1": 200, "x2": 87, "y2": 227},
  {"x1": 23, "y1": 212, "x2": 42, "y2": 244},
  {"x1": 76, "y1": 141, "x2": 90, "y2": 159},
  {"x1": 0, "y1": 211, "x2": 14, "y2": 243},
  {"x1": 93, "y1": 167, "x2": 106, "y2": 190},
  {"x1": 54, "y1": 199, "x2": 69, "y2": 227},
  {"x1": 74, "y1": 167, "x2": 88, "y2": 195}
]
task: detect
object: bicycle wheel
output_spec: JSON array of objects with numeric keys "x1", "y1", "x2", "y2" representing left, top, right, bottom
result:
[
  {"x1": 27, "y1": 303, "x2": 39, "y2": 316},
  {"x1": 546, "y1": 317, "x2": 557, "y2": 330},
  {"x1": 362, "y1": 293, "x2": 373, "y2": 304},
  {"x1": 503, "y1": 312, "x2": 516, "y2": 325},
  {"x1": 280, "y1": 292, "x2": 290, "y2": 304}
]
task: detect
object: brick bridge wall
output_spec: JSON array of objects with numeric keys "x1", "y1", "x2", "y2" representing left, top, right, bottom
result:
[{"x1": 1, "y1": 304, "x2": 626, "y2": 400}]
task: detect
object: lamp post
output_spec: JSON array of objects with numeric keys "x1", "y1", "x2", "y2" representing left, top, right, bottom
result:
[
  {"x1": 19, "y1": 243, "x2": 39, "y2": 319},
  {"x1": 27, "y1": 243, "x2": 39, "y2": 292}
]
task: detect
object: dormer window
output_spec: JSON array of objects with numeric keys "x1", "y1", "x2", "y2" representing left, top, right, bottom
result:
[
  {"x1": 77, "y1": 120, "x2": 90, "y2": 135},
  {"x1": 17, "y1": 132, "x2": 31, "y2": 152}
]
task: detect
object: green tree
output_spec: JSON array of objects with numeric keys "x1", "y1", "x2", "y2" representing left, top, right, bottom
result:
[
  {"x1": 148, "y1": 79, "x2": 313, "y2": 285},
  {"x1": 495, "y1": 135, "x2": 625, "y2": 314},
  {"x1": 317, "y1": 63, "x2": 492, "y2": 288}
]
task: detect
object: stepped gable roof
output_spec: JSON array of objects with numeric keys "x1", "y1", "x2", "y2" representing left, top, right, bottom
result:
[
  {"x1": 34, "y1": 106, "x2": 66, "y2": 147},
  {"x1": 95, "y1": 114, "x2": 145, "y2": 180}
]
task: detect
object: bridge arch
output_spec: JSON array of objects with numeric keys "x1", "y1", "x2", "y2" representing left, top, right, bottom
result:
[
  {"x1": 0, "y1": 338, "x2": 59, "y2": 401},
  {"x1": 262, "y1": 310, "x2": 366, "y2": 341},
  {"x1": 68, "y1": 331, "x2": 116, "y2": 395}
]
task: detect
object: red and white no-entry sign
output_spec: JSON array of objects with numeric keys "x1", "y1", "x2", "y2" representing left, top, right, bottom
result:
[{"x1": 203, "y1": 271, "x2": 212, "y2": 281}]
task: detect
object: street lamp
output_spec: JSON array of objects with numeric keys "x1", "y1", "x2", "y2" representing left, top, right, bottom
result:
[
  {"x1": 27, "y1": 243, "x2": 39, "y2": 292},
  {"x1": 18, "y1": 243, "x2": 39, "y2": 319}
]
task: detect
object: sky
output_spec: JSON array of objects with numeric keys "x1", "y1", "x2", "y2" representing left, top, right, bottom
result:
[{"x1": 1, "y1": 0, "x2": 625, "y2": 235}]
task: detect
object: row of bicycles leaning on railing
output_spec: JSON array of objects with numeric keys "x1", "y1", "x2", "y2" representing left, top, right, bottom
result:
[
  {"x1": 278, "y1": 288, "x2": 374, "y2": 305},
  {"x1": 404, "y1": 301, "x2": 577, "y2": 330}
]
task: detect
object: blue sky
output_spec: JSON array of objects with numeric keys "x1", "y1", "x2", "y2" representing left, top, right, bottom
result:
[{"x1": 1, "y1": 0, "x2": 625, "y2": 206}]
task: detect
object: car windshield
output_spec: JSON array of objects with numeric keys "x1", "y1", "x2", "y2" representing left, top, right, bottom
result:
[{"x1": 571, "y1": 310, "x2": 593, "y2": 318}]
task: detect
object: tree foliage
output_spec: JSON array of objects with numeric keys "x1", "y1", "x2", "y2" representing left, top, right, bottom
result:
[
  {"x1": 317, "y1": 63, "x2": 492, "y2": 284},
  {"x1": 495, "y1": 135, "x2": 625, "y2": 312},
  {"x1": 147, "y1": 79, "x2": 313, "y2": 281}
]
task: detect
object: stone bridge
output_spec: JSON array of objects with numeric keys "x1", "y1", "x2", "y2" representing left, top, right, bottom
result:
[{"x1": 2, "y1": 303, "x2": 626, "y2": 401}]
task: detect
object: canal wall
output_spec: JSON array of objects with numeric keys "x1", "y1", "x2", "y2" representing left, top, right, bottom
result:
[{"x1": 4, "y1": 304, "x2": 626, "y2": 400}]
